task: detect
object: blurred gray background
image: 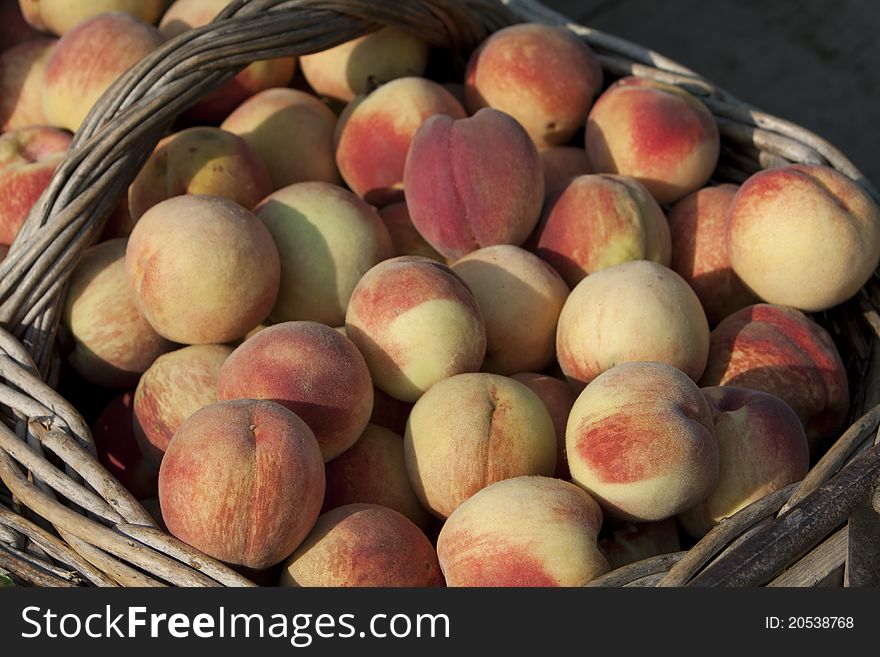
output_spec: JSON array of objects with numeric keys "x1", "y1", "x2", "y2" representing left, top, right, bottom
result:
[{"x1": 541, "y1": 0, "x2": 880, "y2": 186}]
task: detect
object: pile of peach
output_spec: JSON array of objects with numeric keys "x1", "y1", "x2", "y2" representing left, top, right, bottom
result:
[{"x1": 3, "y1": 1, "x2": 879, "y2": 587}]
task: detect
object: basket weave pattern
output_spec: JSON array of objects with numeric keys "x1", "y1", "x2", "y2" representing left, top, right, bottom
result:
[{"x1": 0, "y1": 0, "x2": 877, "y2": 587}]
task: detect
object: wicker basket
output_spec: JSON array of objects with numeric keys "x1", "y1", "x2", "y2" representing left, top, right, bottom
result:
[{"x1": 0, "y1": 0, "x2": 877, "y2": 588}]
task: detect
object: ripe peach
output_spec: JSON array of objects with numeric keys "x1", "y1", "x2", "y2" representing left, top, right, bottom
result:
[
  {"x1": 511, "y1": 373, "x2": 577, "y2": 479},
  {"x1": 585, "y1": 76, "x2": 720, "y2": 204},
  {"x1": 159, "y1": 399, "x2": 325, "y2": 570},
  {"x1": 679, "y1": 386, "x2": 809, "y2": 538},
  {"x1": 62, "y1": 238, "x2": 173, "y2": 387},
  {"x1": 404, "y1": 108, "x2": 544, "y2": 260},
  {"x1": 128, "y1": 126, "x2": 272, "y2": 221},
  {"x1": 133, "y1": 344, "x2": 232, "y2": 465},
  {"x1": 92, "y1": 391, "x2": 158, "y2": 499},
  {"x1": 20, "y1": 0, "x2": 166, "y2": 35},
  {"x1": 437, "y1": 476, "x2": 608, "y2": 586},
  {"x1": 566, "y1": 361, "x2": 719, "y2": 522},
  {"x1": 336, "y1": 76, "x2": 465, "y2": 206},
  {"x1": 280, "y1": 504, "x2": 442, "y2": 587},
  {"x1": 668, "y1": 183, "x2": 757, "y2": 324},
  {"x1": 404, "y1": 373, "x2": 556, "y2": 518},
  {"x1": 451, "y1": 244, "x2": 569, "y2": 374},
  {"x1": 533, "y1": 173, "x2": 671, "y2": 287},
  {"x1": 556, "y1": 260, "x2": 710, "y2": 389},
  {"x1": 221, "y1": 87, "x2": 340, "y2": 188},
  {"x1": 700, "y1": 303, "x2": 849, "y2": 448},
  {"x1": 345, "y1": 256, "x2": 486, "y2": 402},
  {"x1": 378, "y1": 201, "x2": 444, "y2": 262},
  {"x1": 727, "y1": 165, "x2": 880, "y2": 312},
  {"x1": 300, "y1": 27, "x2": 429, "y2": 103},
  {"x1": 125, "y1": 195, "x2": 280, "y2": 344},
  {"x1": 539, "y1": 146, "x2": 592, "y2": 198},
  {"x1": 465, "y1": 23, "x2": 603, "y2": 148},
  {"x1": 322, "y1": 424, "x2": 432, "y2": 531},
  {"x1": 159, "y1": 0, "x2": 297, "y2": 123},
  {"x1": 254, "y1": 181, "x2": 392, "y2": 326},
  {"x1": 0, "y1": 125, "x2": 70, "y2": 245},
  {"x1": 0, "y1": 37, "x2": 55, "y2": 131},
  {"x1": 217, "y1": 321, "x2": 373, "y2": 462},
  {"x1": 598, "y1": 518, "x2": 681, "y2": 570},
  {"x1": 41, "y1": 12, "x2": 164, "y2": 132}
]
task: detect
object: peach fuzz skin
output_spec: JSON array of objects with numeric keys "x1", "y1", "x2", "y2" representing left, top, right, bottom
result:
[
  {"x1": 699, "y1": 303, "x2": 849, "y2": 450},
  {"x1": 539, "y1": 146, "x2": 592, "y2": 198},
  {"x1": 726, "y1": 165, "x2": 880, "y2": 312},
  {"x1": 280, "y1": 504, "x2": 442, "y2": 587},
  {"x1": 217, "y1": 321, "x2": 373, "y2": 462},
  {"x1": 322, "y1": 424, "x2": 433, "y2": 532},
  {"x1": 125, "y1": 195, "x2": 280, "y2": 345},
  {"x1": 128, "y1": 126, "x2": 273, "y2": 221},
  {"x1": 41, "y1": 12, "x2": 164, "y2": 132},
  {"x1": 511, "y1": 373, "x2": 577, "y2": 479},
  {"x1": 403, "y1": 108, "x2": 544, "y2": 261},
  {"x1": 0, "y1": 37, "x2": 56, "y2": 131},
  {"x1": 335, "y1": 76, "x2": 465, "y2": 207},
  {"x1": 585, "y1": 76, "x2": 720, "y2": 204},
  {"x1": 533, "y1": 173, "x2": 671, "y2": 287},
  {"x1": 451, "y1": 245, "x2": 569, "y2": 375},
  {"x1": 679, "y1": 386, "x2": 809, "y2": 538},
  {"x1": 133, "y1": 344, "x2": 233, "y2": 466},
  {"x1": 377, "y1": 201, "x2": 444, "y2": 262},
  {"x1": 159, "y1": 399, "x2": 325, "y2": 570},
  {"x1": 556, "y1": 260, "x2": 710, "y2": 390},
  {"x1": 465, "y1": 23, "x2": 603, "y2": 149},
  {"x1": 404, "y1": 373, "x2": 557, "y2": 519},
  {"x1": 20, "y1": 0, "x2": 166, "y2": 35},
  {"x1": 566, "y1": 361, "x2": 719, "y2": 522},
  {"x1": 345, "y1": 256, "x2": 486, "y2": 403},
  {"x1": 62, "y1": 238, "x2": 173, "y2": 388},
  {"x1": 437, "y1": 476, "x2": 608, "y2": 587},
  {"x1": 0, "y1": 125, "x2": 71, "y2": 245},
  {"x1": 667, "y1": 183, "x2": 757, "y2": 325}
]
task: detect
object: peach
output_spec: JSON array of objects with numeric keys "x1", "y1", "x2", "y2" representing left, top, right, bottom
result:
[
  {"x1": 20, "y1": 0, "x2": 166, "y2": 35},
  {"x1": 92, "y1": 391, "x2": 158, "y2": 499},
  {"x1": 62, "y1": 238, "x2": 173, "y2": 387},
  {"x1": 0, "y1": 125, "x2": 70, "y2": 245},
  {"x1": 679, "y1": 386, "x2": 809, "y2": 538},
  {"x1": 41, "y1": 12, "x2": 164, "y2": 132},
  {"x1": 0, "y1": 37, "x2": 55, "y2": 131},
  {"x1": 465, "y1": 23, "x2": 603, "y2": 148},
  {"x1": 533, "y1": 173, "x2": 671, "y2": 287},
  {"x1": 511, "y1": 373, "x2": 577, "y2": 479},
  {"x1": 668, "y1": 183, "x2": 757, "y2": 324},
  {"x1": 451, "y1": 244, "x2": 569, "y2": 374},
  {"x1": 217, "y1": 321, "x2": 373, "y2": 462},
  {"x1": 254, "y1": 181, "x2": 392, "y2": 326},
  {"x1": 585, "y1": 76, "x2": 720, "y2": 204},
  {"x1": 159, "y1": 399, "x2": 325, "y2": 570},
  {"x1": 539, "y1": 146, "x2": 592, "y2": 198},
  {"x1": 128, "y1": 126, "x2": 272, "y2": 222},
  {"x1": 556, "y1": 260, "x2": 710, "y2": 390},
  {"x1": 378, "y1": 201, "x2": 444, "y2": 262},
  {"x1": 336, "y1": 76, "x2": 465, "y2": 206},
  {"x1": 598, "y1": 518, "x2": 681, "y2": 570},
  {"x1": 727, "y1": 165, "x2": 880, "y2": 312},
  {"x1": 404, "y1": 108, "x2": 544, "y2": 260},
  {"x1": 322, "y1": 424, "x2": 433, "y2": 531},
  {"x1": 125, "y1": 195, "x2": 280, "y2": 344},
  {"x1": 567, "y1": 361, "x2": 719, "y2": 521},
  {"x1": 345, "y1": 256, "x2": 486, "y2": 402},
  {"x1": 369, "y1": 386, "x2": 413, "y2": 437},
  {"x1": 221, "y1": 87, "x2": 340, "y2": 188},
  {"x1": 404, "y1": 373, "x2": 556, "y2": 518},
  {"x1": 300, "y1": 27, "x2": 429, "y2": 103},
  {"x1": 159, "y1": 0, "x2": 297, "y2": 123},
  {"x1": 699, "y1": 303, "x2": 849, "y2": 448},
  {"x1": 437, "y1": 476, "x2": 608, "y2": 586},
  {"x1": 1, "y1": 3, "x2": 41, "y2": 48},
  {"x1": 133, "y1": 344, "x2": 233, "y2": 465},
  {"x1": 280, "y1": 504, "x2": 442, "y2": 587}
]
